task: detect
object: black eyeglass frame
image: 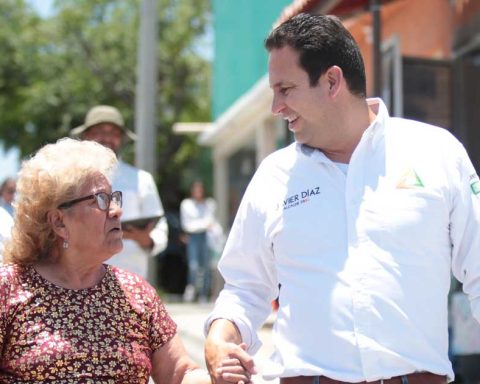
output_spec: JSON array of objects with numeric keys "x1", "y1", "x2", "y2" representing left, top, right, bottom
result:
[{"x1": 58, "y1": 191, "x2": 122, "y2": 211}]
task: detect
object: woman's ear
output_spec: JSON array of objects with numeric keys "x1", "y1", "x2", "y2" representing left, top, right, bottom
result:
[{"x1": 47, "y1": 209, "x2": 68, "y2": 239}]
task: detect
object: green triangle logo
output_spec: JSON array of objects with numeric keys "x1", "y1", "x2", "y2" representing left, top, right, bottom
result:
[{"x1": 397, "y1": 169, "x2": 424, "y2": 189}]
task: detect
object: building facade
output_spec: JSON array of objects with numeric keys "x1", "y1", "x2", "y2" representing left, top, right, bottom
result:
[{"x1": 200, "y1": 0, "x2": 480, "y2": 230}]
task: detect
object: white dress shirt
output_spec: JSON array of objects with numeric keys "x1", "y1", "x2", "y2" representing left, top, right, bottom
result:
[
  {"x1": 205, "y1": 99, "x2": 480, "y2": 382},
  {"x1": 0, "y1": 206, "x2": 13, "y2": 262},
  {"x1": 107, "y1": 160, "x2": 168, "y2": 279}
]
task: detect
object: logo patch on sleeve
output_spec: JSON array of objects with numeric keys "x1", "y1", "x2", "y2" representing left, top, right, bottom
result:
[{"x1": 470, "y1": 174, "x2": 480, "y2": 195}]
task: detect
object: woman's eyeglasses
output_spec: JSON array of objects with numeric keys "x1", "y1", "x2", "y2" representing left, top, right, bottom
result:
[{"x1": 58, "y1": 191, "x2": 122, "y2": 211}]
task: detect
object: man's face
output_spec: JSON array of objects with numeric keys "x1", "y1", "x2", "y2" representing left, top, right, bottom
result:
[
  {"x1": 268, "y1": 45, "x2": 336, "y2": 150},
  {"x1": 81, "y1": 123, "x2": 123, "y2": 155},
  {"x1": 1, "y1": 180, "x2": 16, "y2": 203}
]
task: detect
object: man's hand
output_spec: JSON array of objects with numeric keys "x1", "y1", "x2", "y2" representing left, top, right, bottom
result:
[
  {"x1": 122, "y1": 221, "x2": 156, "y2": 250},
  {"x1": 215, "y1": 342, "x2": 257, "y2": 383},
  {"x1": 205, "y1": 319, "x2": 257, "y2": 384}
]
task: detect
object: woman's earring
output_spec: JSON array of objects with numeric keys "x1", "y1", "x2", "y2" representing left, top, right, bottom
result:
[{"x1": 63, "y1": 239, "x2": 69, "y2": 249}]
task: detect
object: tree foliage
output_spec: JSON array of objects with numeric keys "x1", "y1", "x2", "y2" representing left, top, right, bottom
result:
[{"x1": 0, "y1": 0, "x2": 211, "y2": 208}]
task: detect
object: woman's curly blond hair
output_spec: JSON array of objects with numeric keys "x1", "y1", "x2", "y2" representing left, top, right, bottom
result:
[{"x1": 4, "y1": 138, "x2": 117, "y2": 265}]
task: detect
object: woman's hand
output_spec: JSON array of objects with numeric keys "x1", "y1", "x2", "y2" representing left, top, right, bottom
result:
[
  {"x1": 182, "y1": 368, "x2": 212, "y2": 384},
  {"x1": 151, "y1": 334, "x2": 206, "y2": 384}
]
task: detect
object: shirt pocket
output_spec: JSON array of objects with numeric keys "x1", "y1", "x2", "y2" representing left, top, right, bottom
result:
[{"x1": 361, "y1": 188, "x2": 450, "y2": 266}]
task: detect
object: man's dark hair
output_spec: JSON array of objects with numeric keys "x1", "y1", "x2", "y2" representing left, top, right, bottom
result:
[{"x1": 265, "y1": 13, "x2": 366, "y2": 98}]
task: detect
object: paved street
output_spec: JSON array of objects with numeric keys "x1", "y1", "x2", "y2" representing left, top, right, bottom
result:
[{"x1": 166, "y1": 302, "x2": 279, "y2": 384}]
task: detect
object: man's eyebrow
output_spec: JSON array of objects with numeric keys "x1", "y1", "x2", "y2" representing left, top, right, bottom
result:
[{"x1": 271, "y1": 81, "x2": 291, "y2": 89}]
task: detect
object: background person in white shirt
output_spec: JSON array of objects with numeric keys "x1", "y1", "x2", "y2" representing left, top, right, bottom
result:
[
  {"x1": 0, "y1": 206, "x2": 13, "y2": 262},
  {"x1": 71, "y1": 105, "x2": 168, "y2": 281},
  {"x1": 0, "y1": 177, "x2": 16, "y2": 217},
  {"x1": 450, "y1": 280, "x2": 480, "y2": 384},
  {"x1": 180, "y1": 180, "x2": 217, "y2": 302},
  {"x1": 204, "y1": 13, "x2": 480, "y2": 384}
]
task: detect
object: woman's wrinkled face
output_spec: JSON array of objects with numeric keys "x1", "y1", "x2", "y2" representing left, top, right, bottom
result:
[{"x1": 62, "y1": 174, "x2": 123, "y2": 261}]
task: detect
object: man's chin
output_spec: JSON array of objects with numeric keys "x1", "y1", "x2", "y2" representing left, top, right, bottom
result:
[
  {"x1": 98, "y1": 142, "x2": 120, "y2": 155},
  {"x1": 294, "y1": 133, "x2": 307, "y2": 144}
]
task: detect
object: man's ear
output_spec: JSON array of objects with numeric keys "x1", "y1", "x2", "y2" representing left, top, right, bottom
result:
[
  {"x1": 326, "y1": 65, "x2": 343, "y2": 96},
  {"x1": 47, "y1": 209, "x2": 68, "y2": 239}
]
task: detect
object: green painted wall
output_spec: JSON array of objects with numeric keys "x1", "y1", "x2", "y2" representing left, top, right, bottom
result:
[{"x1": 212, "y1": 0, "x2": 292, "y2": 119}]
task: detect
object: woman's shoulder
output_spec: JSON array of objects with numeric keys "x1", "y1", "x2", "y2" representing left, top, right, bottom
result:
[
  {"x1": 0, "y1": 263, "x2": 25, "y2": 307},
  {"x1": 180, "y1": 197, "x2": 194, "y2": 207},
  {"x1": 0, "y1": 263, "x2": 22, "y2": 284},
  {"x1": 108, "y1": 265, "x2": 159, "y2": 298},
  {"x1": 107, "y1": 265, "x2": 165, "y2": 314}
]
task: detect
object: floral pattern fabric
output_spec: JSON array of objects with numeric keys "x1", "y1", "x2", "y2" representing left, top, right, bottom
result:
[{"x1": 0, "y1": 263, "x2": 177, "y2": 383}]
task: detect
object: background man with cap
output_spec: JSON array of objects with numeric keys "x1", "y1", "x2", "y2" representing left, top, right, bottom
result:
[{"x1": 71, "y1": 105, "x2": 168, "y2": 281}]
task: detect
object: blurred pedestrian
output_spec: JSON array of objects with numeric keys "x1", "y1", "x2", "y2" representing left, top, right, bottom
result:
[
  {"x1": 0, "y1": 206, "x2": 13, "y2": 262},
  {"x1": 71, "y1": 105, "x2": 168, "y2": 280},
  {"x1": 0, "y1": 177, "x2": 16, "y2": 217},
  {"x1": 0, "y1": 138, "x2": 212, "y2": 383},
  {"x1": 204, "y1": 13, "x2": 480, "y2": 384},
  {"x1": 450, "y1": 280, "x2": 480, "y2": 384},
  {"x1": 180, "y1": 180, "x2": 217, "y2": 302}
]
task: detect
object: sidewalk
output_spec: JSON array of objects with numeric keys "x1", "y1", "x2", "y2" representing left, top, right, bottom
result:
[{"x1": 166, "y1": 302, "x2": 278, "y2": 384}]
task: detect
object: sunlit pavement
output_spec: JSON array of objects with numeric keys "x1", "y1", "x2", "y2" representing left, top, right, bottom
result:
[{"x1": 165, "y1": 302, "x2": 279, "y2": 384}]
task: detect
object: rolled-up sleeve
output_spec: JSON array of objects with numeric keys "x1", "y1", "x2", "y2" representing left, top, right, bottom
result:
[
  {"x1": 138, "y1": 170, "x2": 168, "y2": 256},
  {"x1": 204, "y1": 168, "x2": 279, "y2": 354}
]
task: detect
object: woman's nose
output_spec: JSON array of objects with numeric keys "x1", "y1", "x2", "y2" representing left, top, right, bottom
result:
[{"x1": 109, "y1": 201, "x2": 122, "y2": 219}]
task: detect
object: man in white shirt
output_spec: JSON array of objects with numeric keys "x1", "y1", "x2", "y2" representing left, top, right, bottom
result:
[
  {"x1": 204, "y1": 14, "x2": 480, "y2": 384},
  {"x1": 72, "y1": 105, "x2": 168, "y2": 280}
]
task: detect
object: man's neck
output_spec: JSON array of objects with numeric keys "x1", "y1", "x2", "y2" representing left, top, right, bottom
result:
[{"x1": 323, "y1": 98, "x2": 376, "y2": 163}]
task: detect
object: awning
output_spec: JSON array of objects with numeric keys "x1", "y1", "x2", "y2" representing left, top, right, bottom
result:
[
  {"x1": 198, "y1": 0, "x2": 394, "y2": 146},
  {"x1": 275, "y1": 0, "x2": 395, "y2": 26}
]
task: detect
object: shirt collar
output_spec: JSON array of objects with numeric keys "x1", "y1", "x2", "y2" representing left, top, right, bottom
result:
[
  {"x1": 364, "y1": 97, "x2": 389, "y2": 149},
  {"x1": 297, "y1": 142, "x2": 333, "y2": 164}
]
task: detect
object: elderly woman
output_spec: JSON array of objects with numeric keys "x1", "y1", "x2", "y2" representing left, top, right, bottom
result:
[{"x1": 0, "y1": 138, "x2": 219, "y2": 383}]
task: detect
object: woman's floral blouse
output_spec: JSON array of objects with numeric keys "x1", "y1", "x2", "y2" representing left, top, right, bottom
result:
[{"x1": 0, "y1": 263, "x2": 177, "y2": 383}]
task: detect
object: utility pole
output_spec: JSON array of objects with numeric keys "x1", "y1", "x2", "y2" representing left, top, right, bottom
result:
[
  {"x1": 135, "y1": 0, "x2": 158, "y2": 286},
  {"x1": 135, "y1": 0, "x2": 157, "y2": 174},
  {"x1": 371, "y1": 0, "x2": 382, "y2": 97}
]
